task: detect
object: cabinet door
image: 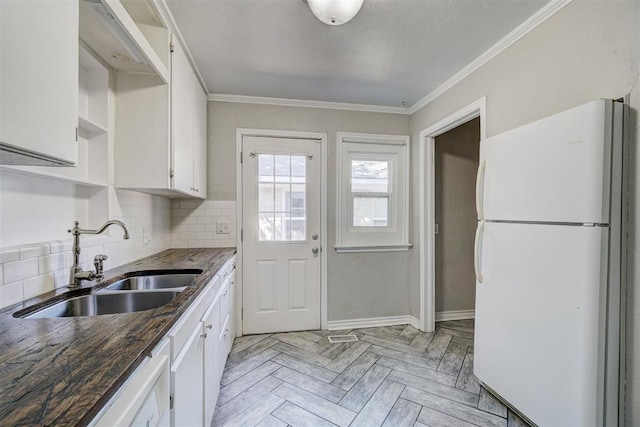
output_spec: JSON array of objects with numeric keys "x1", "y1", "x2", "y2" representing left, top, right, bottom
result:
[
  {"x1": 192, "y1": 75, "x2": 207, "y2": 198},
  {"x1": 228, "y1": 269, "x2": 237, "y2": 340},
  {"x1": 170, "y1": 39, "x2": 194, "y2": 194},
  {"x1": 170, "y1": 322, "x2": 204, "y2": 427},
  {"x1": 218, "y1": 315, "x2": 231, "y2": 378},
  {"x1": 0, "y1": 0, "x2": 78, "y2": 164},
  {"x1": 202, "y1": 297, "x2": 221, "y2": 426}
]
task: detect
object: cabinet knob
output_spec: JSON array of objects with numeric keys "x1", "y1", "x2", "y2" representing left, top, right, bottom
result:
[
  {"x1": 206, "y1": 324, "x2": 213, "y2": 330},
  {"x1": 224, "y1": 329, "x2": 229, "y2": 337},
  {"x1": 200, "y1": 332, "x2": 207, "y2": 338}
]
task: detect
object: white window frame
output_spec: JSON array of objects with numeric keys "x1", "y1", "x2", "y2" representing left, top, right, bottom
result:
[{"x1": 335, "y1": 132, "x2": 411, "y2": 253}]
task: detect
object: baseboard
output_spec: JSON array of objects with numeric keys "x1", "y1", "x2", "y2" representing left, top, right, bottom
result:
[
  {"x1": 327, "y1": 315, "x2": 421, "y2": 331},
  {"x1": 435, "y1": 309, "x2": 475, "y2": 322}
]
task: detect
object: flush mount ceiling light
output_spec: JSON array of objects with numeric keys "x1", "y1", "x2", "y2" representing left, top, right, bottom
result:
[{"x1": 306, "y1": 0, "x2": 364, "y2": 26}]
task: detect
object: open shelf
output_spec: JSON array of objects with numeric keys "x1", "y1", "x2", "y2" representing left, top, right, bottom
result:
[
  {"x1": 0, "y1": 165, "x2": 108, "y2": 189},
  {"x1": 79, "y1": 0, "x2": 170, "y2": 83},
  {"x1": 79, "y1": 115, "x2": 108, "y2": 138}
]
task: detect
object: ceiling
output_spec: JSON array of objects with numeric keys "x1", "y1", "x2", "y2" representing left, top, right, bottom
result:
[{"x1": 165, "y1": 0, "x2": 550, "y2": 108}]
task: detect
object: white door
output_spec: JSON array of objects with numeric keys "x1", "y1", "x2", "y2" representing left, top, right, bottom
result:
[{"x1": 242, "y1": 136, "x2": 321, "y2": 334}]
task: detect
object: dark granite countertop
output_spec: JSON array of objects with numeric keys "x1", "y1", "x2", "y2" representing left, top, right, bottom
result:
[{"x1": 0, "y1": 247, "x2": 235, "y2": 426}]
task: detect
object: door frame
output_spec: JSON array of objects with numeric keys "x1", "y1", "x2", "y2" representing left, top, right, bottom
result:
[
  {"x1": 418, "y1": 97, "x2": 486, "y2": 332},
  {"x1": 236, "y1": 128, "x2": 328, "y2": 335}
]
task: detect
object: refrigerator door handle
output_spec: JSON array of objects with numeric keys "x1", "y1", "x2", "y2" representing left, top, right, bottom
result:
[
  {"x1": 474, "y1": 222, "x2": 485, "y2": 283},
  {"x1": 476, "y1": 159, "x2": 487, "y2": 220}
]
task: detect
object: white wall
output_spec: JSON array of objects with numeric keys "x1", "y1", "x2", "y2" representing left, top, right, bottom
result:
[
  {"x1": 207, "y1": 101, "x2": 412, "y2": 321},
  {"x1": 408, "y1": 1, "x2": 640, "y2": 423}
]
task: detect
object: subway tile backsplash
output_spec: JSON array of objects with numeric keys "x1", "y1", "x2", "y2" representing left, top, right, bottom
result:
[
  {"x1": 171, "y1": 200, "x2": 237, "y2": 249},
  {"x1": 0, "y1": 195, "x2": 236, "y2": 309},
  {"x1": 0, "y1": 189, "x2": 172, "y2": 309}
]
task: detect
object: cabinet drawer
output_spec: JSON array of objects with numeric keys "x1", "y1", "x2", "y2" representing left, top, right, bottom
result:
[
  {"x1": 168, "y1": 276, "x2": 217, "y2": 363},
  {"x1": 219, "y1": 256, "x2": 235, "y2": 278}
]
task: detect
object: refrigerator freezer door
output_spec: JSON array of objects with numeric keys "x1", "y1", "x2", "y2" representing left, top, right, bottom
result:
[
  {"x1": 478, "y1": 99, "x2": 614, "y2": 224},
  {"x1": 474, "y1": 221, "x2": 609, "y2": 426}
]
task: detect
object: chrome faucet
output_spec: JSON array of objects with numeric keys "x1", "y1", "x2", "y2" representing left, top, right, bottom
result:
[{"x1": 67, "y1": 220, "x2": 130, "y2": 288}]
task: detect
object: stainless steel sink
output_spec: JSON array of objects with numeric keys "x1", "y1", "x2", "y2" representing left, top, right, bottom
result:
[
  {"x1": 101, "y1": 273, "x2": 199, "y2": 291},
  {"x1": 21, "y1": 291, "x2": 181, "y2": 319}
]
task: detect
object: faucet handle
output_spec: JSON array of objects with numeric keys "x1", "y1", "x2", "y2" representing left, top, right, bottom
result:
[{"x1": 94, "y1": 254, "x2": 108, "y2": 279}]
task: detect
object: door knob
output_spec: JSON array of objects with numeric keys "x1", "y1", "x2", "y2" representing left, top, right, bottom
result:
[
  {"x1": 312, "y1": 247, "x2": 319, "y2": 256},
  {"x1": 312, "y1": 233, "x2": 318, "y2": 240}
]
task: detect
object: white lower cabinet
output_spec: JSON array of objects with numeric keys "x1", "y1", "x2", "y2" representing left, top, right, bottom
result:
[
  {"x1": 170, "y1": 323, "x2": 205, "y2": 427},
  {"x1": 168, "y1": 256, "x2": 236, "y2": 427},
  {"x1": 202, "y1": 294, "x2": 221, "y2": 425},
  {"x1": 91, "y1": 342, "x2": 171, "y2": 427},
  {"x1": 89, "y1": 255, "x2": 237, "y2": 427}
]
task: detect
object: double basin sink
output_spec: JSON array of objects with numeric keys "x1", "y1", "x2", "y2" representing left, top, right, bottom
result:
[{"x1": 16, "y1": 270, "x2": 202, "y2": 319}]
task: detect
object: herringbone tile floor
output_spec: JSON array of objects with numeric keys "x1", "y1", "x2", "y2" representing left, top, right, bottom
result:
[{"x1": 212, "y1": 320, "x2": 531, "y2": 426}]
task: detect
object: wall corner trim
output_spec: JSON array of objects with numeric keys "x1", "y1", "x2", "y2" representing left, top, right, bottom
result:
[
  {"x1": 407, "y1": 0, "x2": 574, "y2": 114},
  {"x1": 435, "y1": 310, "x2": 476, "y2": 322},
  {"x1": 327, "y1": 315, "x2": 421, "y2": 331}
]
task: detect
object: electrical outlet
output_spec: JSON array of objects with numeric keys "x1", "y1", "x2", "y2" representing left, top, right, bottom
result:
[
  {"x1": 216, "y1": 221, "x2": 230, "y2": 234},
  {"x1": 143, "y1": 226, "x2": 152, "y2": 245}
]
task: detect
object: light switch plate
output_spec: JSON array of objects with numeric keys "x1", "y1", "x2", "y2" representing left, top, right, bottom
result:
[
  {"x1": 216, "y1": 221, "x2": 230, "y2": 234},
  {"x1": 143, "y1": 226, "x2": 152, "y2": 245}
]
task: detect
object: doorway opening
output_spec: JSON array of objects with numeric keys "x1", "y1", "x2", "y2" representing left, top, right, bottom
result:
[
  {"x1": 419, "y1": 97, "x2": 486, "y2": 332},
  {"x1": 434, "y1": 118, "x2": 480, "y2": 321}
]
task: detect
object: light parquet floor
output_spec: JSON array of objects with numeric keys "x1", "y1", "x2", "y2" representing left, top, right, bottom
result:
[{"x1": 213, "y1": 320, "x2": 531, "y2": 427}]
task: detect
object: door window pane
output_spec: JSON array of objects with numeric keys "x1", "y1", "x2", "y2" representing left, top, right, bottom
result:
[
  {"x1": 257, "y1": 154, "x2": 307, "y2": 241},
  {"x1": 353, "y1": 196, "x2": 388, "y2": 227},
  {"x1": 351, "y1": 160, "x2": 389, "y2": 192},
  {"x1": 258, "y1": 214, "x2": 274, "y2": 240},
  {"x1": 258, "y1": 155, "x2": 274, "y2": 182},
  {"x1": 258, "y1": 183, "x2": 275, "y2": 211}
]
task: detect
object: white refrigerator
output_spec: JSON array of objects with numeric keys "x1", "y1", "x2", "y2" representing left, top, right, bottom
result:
[{"x1": 473, "y1": 99, "x2": 624, "y2": 426}]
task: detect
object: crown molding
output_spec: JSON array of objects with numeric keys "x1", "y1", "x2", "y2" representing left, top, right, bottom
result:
[
  {"x1": 407, "y1": 0, "x2": 573, "y2": 114},
  {"x1": 208, "y1": 94, "x2": 411, "y2": 115}
]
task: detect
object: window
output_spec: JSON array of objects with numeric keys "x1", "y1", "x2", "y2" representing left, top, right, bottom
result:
[
  {"x1": 258, "y1": 153, "x2": 307, "y2": 241},
  {"x1": 336, "y1": 132, "x2": 411, "y2": 252}
]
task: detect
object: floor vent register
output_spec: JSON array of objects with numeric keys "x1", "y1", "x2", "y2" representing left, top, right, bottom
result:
[{"x1": 327, "y1": 334, "x2": 359, "y2": 343}]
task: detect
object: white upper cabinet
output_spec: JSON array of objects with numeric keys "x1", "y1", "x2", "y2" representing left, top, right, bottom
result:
[
  {"x1": 115, "y1": 32, "x2": 207, "y2": 199},
  {"x1": 193, "y1": 73, "x2": 208, "y2": 197},
  {"x1": 171, "y1": 40, "x2": 207, "y2": 198},
  {"x1": 100, "y1": 0, "x2": 207, "y2": 199},
  {"x1": 171, "y1": 40, "x2": 195, "y2": 195},
  {"x1": 0, "y1": 0, "x2": 78, "y2": 165}
]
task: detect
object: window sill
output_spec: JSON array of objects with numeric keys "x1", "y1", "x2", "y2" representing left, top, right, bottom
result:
[{"x1": 334, "y1": 244, "x2": 413, "y2": 253}]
